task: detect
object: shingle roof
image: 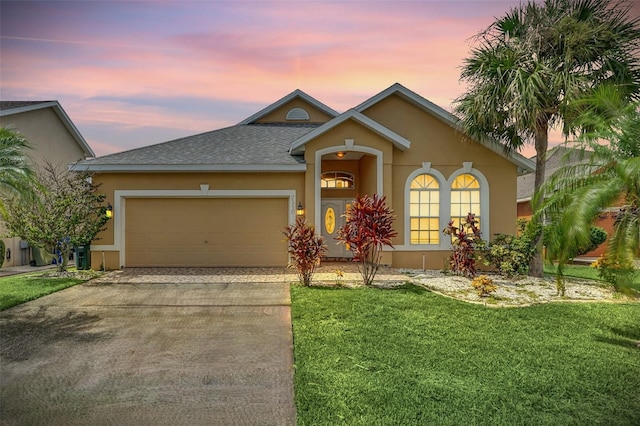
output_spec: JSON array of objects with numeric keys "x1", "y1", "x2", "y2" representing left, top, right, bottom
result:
[
  {"x1": 72, "y1": 124, "x2": 317, "y2": 172},
  {"x1": 0, "y1": 101, "x2": 53, "y2": 111},
  {"x1": 517, "y1": 146, "x2": 593, "y2": 201}
]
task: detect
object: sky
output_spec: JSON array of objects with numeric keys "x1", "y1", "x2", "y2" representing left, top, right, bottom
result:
[{"x1": 1, "y1": 0, "x2": 639, "y2": 158}]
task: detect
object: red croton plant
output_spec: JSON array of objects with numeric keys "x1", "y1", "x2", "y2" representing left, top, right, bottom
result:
[
  {"x1": 442, "y1": 212, "x2": 482, "y2": 278},
  {"x1": 283, "y1": 217, "x2": 326, "y2": 286},
  {"x1": 337, "y1": 194, "x2": 397, "y2": 286}
]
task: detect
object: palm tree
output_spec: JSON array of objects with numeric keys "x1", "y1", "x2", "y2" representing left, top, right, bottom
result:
[
  {"x1": 535, "y1": 99, "x2": 639, "y2": 295},
  {"x1": 454, "y1": 0, "x2": 640, "y2": 276},
  {"x1": 0, "y1": 127, "x2": 34, "y2": 209}
]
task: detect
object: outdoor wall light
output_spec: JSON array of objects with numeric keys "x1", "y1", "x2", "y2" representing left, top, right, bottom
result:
[
  {"x1": 106, "y1": 203, "x2": 113, "y2": 218},
  {"x1": 335, "y1": 151, "x2": 346, "y2": 159},
  {"x1": 296, "y1": 202, "x2": 304, "y2": 216}
]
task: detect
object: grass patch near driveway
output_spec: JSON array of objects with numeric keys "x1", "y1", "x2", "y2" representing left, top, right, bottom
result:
[
  {"x1": 0, "y1": 272, "x2": 89, "y2": 311},
  {"x1": 291, "y1": 284, "x2": 640, "y2": 425}
]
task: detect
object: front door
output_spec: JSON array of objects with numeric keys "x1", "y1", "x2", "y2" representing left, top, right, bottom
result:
[{"x1": 321, "y1": 199, "x2": 353, "y2": 259}]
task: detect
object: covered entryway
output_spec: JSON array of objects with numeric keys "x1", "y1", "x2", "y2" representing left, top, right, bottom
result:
[{"x1": 125, "y1": 198, "x2": 288, "y2": 267}]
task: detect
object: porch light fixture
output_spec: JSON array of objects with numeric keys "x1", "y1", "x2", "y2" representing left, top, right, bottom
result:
[
  {"x1": 296, "y1": 202, "x2": 304, "y2": 216},
  {"x1": 335, "y1": 151, "x2": 346, "y2": 159},
  {"x1": 105, "y1": 203, "x2": 113, "y2": 218}
]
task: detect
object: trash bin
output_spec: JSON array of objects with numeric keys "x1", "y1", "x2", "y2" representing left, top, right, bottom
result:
[{"x1": 75, "y1": 245, "x2": 91, "y2": 270}]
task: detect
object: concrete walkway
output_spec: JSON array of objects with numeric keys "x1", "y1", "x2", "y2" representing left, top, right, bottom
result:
[{"x1": 0, "y1": 270, "x2": 296, "y2": 425}]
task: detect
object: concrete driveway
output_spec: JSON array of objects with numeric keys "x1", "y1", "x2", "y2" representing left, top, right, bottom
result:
[{"x1": 0, "y1": 268, "x2": 296, "y2": 426}]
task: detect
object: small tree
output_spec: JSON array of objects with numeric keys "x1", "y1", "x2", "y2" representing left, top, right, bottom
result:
[
  {"x1": 336, "y1": 194, "x2": 397, "y2": 286},
  {"x1": 283, "y1": 217, "x2": 326, "y2": 286},
  {"x1": 1, "y1": 162, "x2": 110, "y2": 272},
  {"x1": 443, "y1": 213, "x2": 483, "y2": 278}
]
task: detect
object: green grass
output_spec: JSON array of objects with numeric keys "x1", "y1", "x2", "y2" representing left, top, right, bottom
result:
[
  {"x1": 291, "y1": 284, "x2": 640, "y2": 425},
  {"x1": 544, "y1": 263, "x2": 603, "y2": 281},
  {"x1": 544, "y1": 263, "x2": 640, "y2": 293},
  {"x1": 0, "y1": 273, "x2": 86, "y2": 310}
]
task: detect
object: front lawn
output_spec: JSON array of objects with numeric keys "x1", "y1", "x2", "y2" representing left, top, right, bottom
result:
[
  {"x1": 544, "y1": 263, "x2": 640, "y2": 293},
  {"x1": 0, "y1": 273, "x2": 88, "y2": 310},
  {"x1": 291, "y1": 284, "x2": 640, "y2": 425}
]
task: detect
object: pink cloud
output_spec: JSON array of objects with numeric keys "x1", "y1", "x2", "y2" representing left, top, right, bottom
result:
[{"x1": 2, "y1": 0, "x2": 621, "y2": 160}]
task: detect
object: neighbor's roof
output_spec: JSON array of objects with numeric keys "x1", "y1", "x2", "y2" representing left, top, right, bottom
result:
[
  {"x1": 0, "y1": 100, "x2": 95, "y2": 158},
  {"x1": 517, "y1": 146, "x2": 593, "y2": 201},
  {"x1": 71, "y1": 124, "x2": 317, "y2": 172}
]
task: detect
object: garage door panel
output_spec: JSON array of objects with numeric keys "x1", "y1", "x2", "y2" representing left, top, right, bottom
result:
[{"x1": 125, "y1": 198, "x2": 288, "y2": 267}]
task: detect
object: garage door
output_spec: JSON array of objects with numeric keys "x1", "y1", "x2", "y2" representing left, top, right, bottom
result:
[{"x1": 125, "y1": 198, "x2": 289, "y2": 267}]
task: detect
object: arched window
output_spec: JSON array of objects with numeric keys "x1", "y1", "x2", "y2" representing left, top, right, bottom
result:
[
  {"x1": 450, "y1": 173, "x2": 480, "y2": 229},
  {"x1": 286, "y1": 107, "x2": 310, "y2": 121},
  {"x1": 409, "y1": 174, "x2": 440, "y2": 244},
  {"x1": 321, "y1": 171, "x2": 355, "y2": 189}
]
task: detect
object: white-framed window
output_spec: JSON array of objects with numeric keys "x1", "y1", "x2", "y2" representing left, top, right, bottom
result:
[
  {"x1": 321, "y1": 171, "x2": 355, "y2": 189},
  {"x1": 402, "y1": 162, "x2": 489, "y2": 250},
  {"x1": 409, "y1": 174, "x2": 440, "y2": 244},
  {"x1": 450, "y1": 173, "x2": 481, "y2": 230}
]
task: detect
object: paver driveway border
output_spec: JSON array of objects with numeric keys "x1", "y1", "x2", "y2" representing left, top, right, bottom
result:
[{"x1": 0, "y1": 268, "x2": 298, "y2": 425}]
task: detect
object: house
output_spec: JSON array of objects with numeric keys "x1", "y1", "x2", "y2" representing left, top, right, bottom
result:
[
  {"x1": 73, "y1": 83, "x2": 534, "y2": 270},
  {"x1": 517, "y1": 145, "x2": 612, "y2": 258},
  {"x1": 0, "y1": 101, "x2": 95, "y2": 267}
]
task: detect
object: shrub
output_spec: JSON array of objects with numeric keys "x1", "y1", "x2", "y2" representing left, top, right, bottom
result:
[
  {"x1": 336, "y1": 194, "x2": 397, "y2": 286},
  {"x1": 443, "y1": 212, "x2": 482, "y2": 277},
  {"x1": 0, "y1": 240, "x2": 4, "y2": 268},
  {"x1": 591, "y1": 254, "x2": 635, "y2": 287},
  {"x1": 283, "y1": 217, "x2": 326, "y2": 286},
  {"x1": 482, "y1": 220, "x2": 539, "y2": 277},
  {"x1": 543, "y1": 225, "x2": 607, "y2": 257},
  {"x1": 471, "y1": 275, "x2": 497, "y2": 297},
  {"x1": 579, "y1": 226, "x2": 607, "y2": 255}
]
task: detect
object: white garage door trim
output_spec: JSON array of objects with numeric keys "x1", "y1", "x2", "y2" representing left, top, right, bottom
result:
[{"x1": 91, "y1": 187, "x2": 298, "y2": 268}]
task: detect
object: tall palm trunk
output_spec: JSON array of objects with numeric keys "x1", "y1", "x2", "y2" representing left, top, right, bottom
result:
[{"x1": 529, "y1": 120, "x2": 549, "y2": 277}]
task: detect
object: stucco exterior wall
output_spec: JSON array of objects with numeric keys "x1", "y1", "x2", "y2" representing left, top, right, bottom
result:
[
  {"x1": 91, "y1": 171, "x2": 305, "y2": 269},
  {"x1": 361, "y1": 94, "x2": 519, "y2": 270},
  {"x1": 0, "y1": 108, "x2": 87, "y2": 168}
]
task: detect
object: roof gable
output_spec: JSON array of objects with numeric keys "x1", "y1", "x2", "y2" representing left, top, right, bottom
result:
[
  {"x1": 355, "y1": 83, "x2": 535, "y2": 175},
  {"x1": 289, "y1": 109, "x2": 411, "y2": 155},
  {"x1": 239, "y1": 89, "x2": 338, "y2": 125},
  {"x1": 0, "y1": 100, "x2": 95, "y2": 158}
]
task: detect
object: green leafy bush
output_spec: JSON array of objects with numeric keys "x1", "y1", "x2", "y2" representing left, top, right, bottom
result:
[
  {"x1": 0, "y1": 240, "x2": 5, "y2": 268},
  {"x1": 283, "y1": 217, "x2": 326, "y2": 286},
  {"x1": 581, "y1": 226, "x2": 607, "y2": 255},
  {"x1": 543, "y1": 225, "x2": 607, "y2": 258},
  {"x1": 591, "y1": 254, "x2": 635, "y2": 287},
  {"x1": 482, "y1": 220, "x2": 540, "y2": 277}
]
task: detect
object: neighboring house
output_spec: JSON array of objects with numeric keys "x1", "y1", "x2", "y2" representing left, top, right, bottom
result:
[
  {"x1": 73, "y1": 83, "x2": 534, "y2": 270},
  {"x1": 517, "y1": 145, "x2": 613, "y2": 258},
  {"x1": 0, "y1": 101, "x2": 95, "y2": 267}
]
